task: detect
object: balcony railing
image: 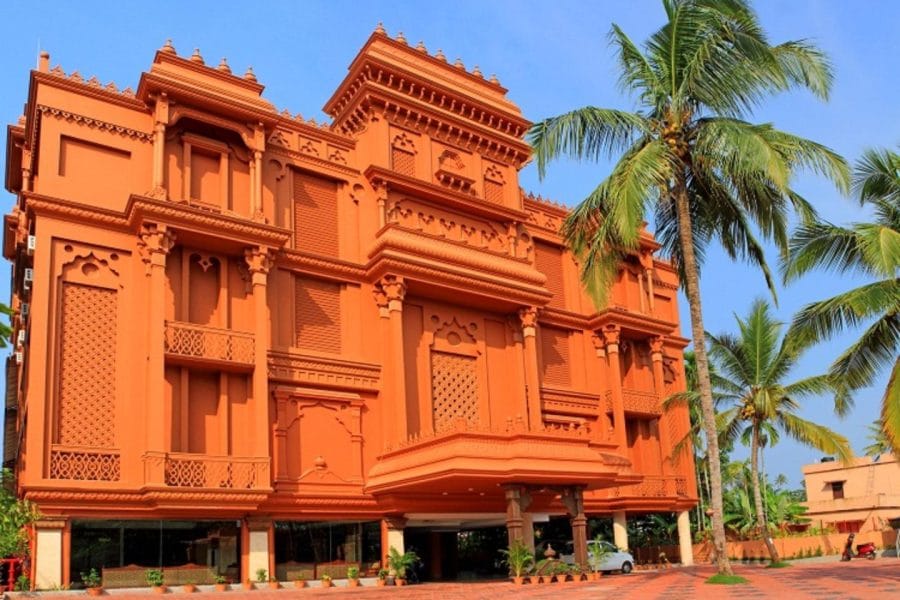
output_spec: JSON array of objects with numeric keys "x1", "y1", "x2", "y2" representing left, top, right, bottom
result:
[
  {"x1": 605, "y1": 389, "x2": 662, "y2": 416},
  {"x1": 609, "y1": 475, "x2": 688, "y2": 498},
  {"x1": 164, "y1": 321, "x2": 254, "y2": 369},
  {"x1": 144, "y1": 452, "x2": 269, "y2": 490},
  {"x1": 49, "y1": 445, "x2": 121, "y2": 481}
]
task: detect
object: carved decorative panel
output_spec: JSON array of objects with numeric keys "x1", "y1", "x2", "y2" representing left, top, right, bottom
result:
[
  {"x1": 391, "y1": 147, "x2": 415, "y2": 177},
  {"x1": 534, "y1": 241, "x2": 566, "y2": 308},
  {"x1": 49, "y1": 447, "x2": 120, "y2": 481},
  {"x1": 431, "y1": 351, "x2": 479, "y2": 431},
  {"x1": 540, "y1": 325, "x2": 571, "y2": 387},
  {"x1": 484, "y1": 180, "x2": 504, "y2": 204},
  {"x1": 294, "y1": 172, "x2": 339, "y2": 256},
  {"x1": 57, "y1": 283, "x2": 117, "y2": 448},
  {"x1": 295, "y1": 276, "x2": 342, "y2": 353}
]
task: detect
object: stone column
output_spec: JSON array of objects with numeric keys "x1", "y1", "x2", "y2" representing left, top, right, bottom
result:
[
  {"x1": 150, "y1": 93, "x2": 168, "y2": 199},
  {"x1": 250, "y1": 123, "x2": 266, "y2": 221},
  {"x1": 34, "y1": 519, "x2": 66, "y2": 590},
  {"x1": 383, "y1": 516, "x2": 407, "y2": 568},
  {"x1": 518, "y1": 307, "x2": 543, "y2": 430},
  {"x1": 244, "y1": 519, "x2": 273, "y2": 582},
  {"x1": 375, "y1": 276, "x2": 408, "y2": 445},
  {"x1": 649, "y1": 336, "x2": 673, "y2": 466},
  {"x1": 561, "y1": 486, "x2": 588, "y2": 568},
  {"x1": 602, "y1": 325, "x2": 627, "y2": 449},
  {"x1": 612, "y1": 510, "x2": 628, "y2": 551},
  {"x1": 245, "y1": 247, "x2": 274, "y2": 462},
  {"x1": 139, "y1": 224, "x2": 176, "y2": 456},
  {"x1": 590, "y1": 333, "x2": 610, "y2": 441},
  {"x1": 677, "y1": 510, "x2": 694, "y2": 566}
]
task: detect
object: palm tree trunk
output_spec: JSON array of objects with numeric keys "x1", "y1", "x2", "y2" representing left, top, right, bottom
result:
[
  {"x1": 750, "y1": 424, "x2": 780, "y2": 562},
  {"x1": 672, "y1": 182, "x2": 733, "y2": 575}
]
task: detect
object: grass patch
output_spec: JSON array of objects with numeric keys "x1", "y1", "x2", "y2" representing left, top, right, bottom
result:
[
  {"x1": 765, "y1": 561, "x2": 792, "y2": 568},
  {"x1": 705, "y1": 574, "x2": 749, "y2": 585}
]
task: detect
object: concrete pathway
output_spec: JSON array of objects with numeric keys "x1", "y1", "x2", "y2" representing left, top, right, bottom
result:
[{"x1": 13, "y1": 559, "x2": 900, "y2": 600}]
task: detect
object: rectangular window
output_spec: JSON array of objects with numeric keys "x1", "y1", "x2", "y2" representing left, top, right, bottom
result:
[
  {"x1": 294, "y1": 172, "x2": 339, "y2": 256},
  {"x1": 540, "y1": 326, "x2": 571, "y2": 387},
  {"x1": 831, "y1": 481, "x2": 844, "y2": 500},
  {"x1": 295, "y1": 276, "x2": 342, "y2": 353},
  {"x1": 534, "y1": 242, "x2": 566, "y2": 309}
]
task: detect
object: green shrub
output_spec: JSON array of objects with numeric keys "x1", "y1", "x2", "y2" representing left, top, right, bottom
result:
[
  {"x1": 146, "y1": 569, "x2": 164, "y2": 587},
  {"x1": 255, "y1": 569, "x2": 268, "y2": 583},
  {"x1": 15, "y1": 575, "x2": 30, "y2": 591}
]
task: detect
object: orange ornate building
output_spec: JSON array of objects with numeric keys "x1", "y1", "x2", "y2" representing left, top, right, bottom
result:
[{"x1": 3, "y1": 28, "x2": 696, "y2": 589}]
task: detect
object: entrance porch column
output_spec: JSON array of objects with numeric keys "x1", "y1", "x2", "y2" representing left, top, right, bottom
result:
[
  {"x1": 33, "y1": 518, "x2": 66, "y2": 590},
  {"x1": 561, "y1": 486, "x2": 588, "y2": 567},
  {"x1": 382, "y1": 516, "x2": 407, "y2": 568},
  {"x1": 612, "y1": 510, "x2": 628, "y2": 551},
  {"x1": 504, "y1": 486, "x2": 534, "y2": 549},
  {"x1": 677, "y1": 510, "x2": 694, "y2": 566},
  {"x1": 242, "y1": 519, "x2": 273, "y2": 583},
  {"x1": 521, "y1": 513, "x2": 535, "y2": 553}
]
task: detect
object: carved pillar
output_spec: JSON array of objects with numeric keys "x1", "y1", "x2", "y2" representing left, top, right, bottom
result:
[
  {"x1": 139, "y1": 224, "x2": 175, "y2": 454},
  {"x1": 151, "y1": 94, "x2": 168, "y2": 198},
  {"x1": 246, "y1": 247, "x2": 274, "y2": 461},
  {"x1": 677, "y1": 510, "x2": 694, "y2": 566},
  {"x1": 250, "y1": 123, "x2": 266, "y2": 221},
  {"x1": 649, "y1": 336, "x2": 673, "y2": 467},
  {"x1": 272, "y1": 389, "x2": 291, "y2": 481},
  {"x1": 602, "y1": 325, "x2": 627, "y2": 449},
  {"x1": 503, "y1": 486, "x2": 533, "y2": 547},
  {"x1": 590, "y1": 333, "x2": 610, "y2": 441},
  {"x1": 376, "y1": 275, "x2": 408, "y2": 445},
  {"x1": 373, "y1": 180, "x2": 388, "y2": 229},
  {"x1": 561, "y1": 486, "x2": 588, "y2": 568},
  {"x1": 518, "y1": 307, "x2": 543, "y2": 430}
]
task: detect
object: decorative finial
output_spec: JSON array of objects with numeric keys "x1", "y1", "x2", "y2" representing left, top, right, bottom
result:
[
  {"x1": 190, "y1": 48, "x2": 204, "y2": 64},
  {"x1": 416, "y1": 40, "x2": 427, "y2": 53},
  {"x1": 435, "y1": 49, "x2": 446, "y2": 62},
  {"x1": 454, "y1": 57, "x2": 465, "y2": 69},
  {"x1": 396, "y1": 31, "x2": 407, "y2": 44},
  {"x1": 375, "y1": 22, "x2": 386, "y2": 35},
  {"x1": 490, "y1": 74, "x2": 500, "y2": 85},
  {"x1": 217, "y1": 58, "x2": 231, "y2": 73},
  {"x1": 243, "y1": 66, "x2": 257, "y2": 82},
  {"x1": 160, "y1": 39, "x2": 176, "y2": 55},
  {"x1": 472, "y1": 65, "x2": 483, "y2": 78}
]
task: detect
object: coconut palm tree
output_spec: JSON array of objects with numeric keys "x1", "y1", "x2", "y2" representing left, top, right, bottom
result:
[
  {"x1": 528, "y1": 0, "x2": 849, "y2": 575},
  {"x1": 711, "y1": 298, "x2": 852, "y2": 562},
  {"x1": 785, "y1": 147, "x2": 900, "y2": 451},
  {"x1": 862, "y1": 419, "x2": 892, "y2": 458}
]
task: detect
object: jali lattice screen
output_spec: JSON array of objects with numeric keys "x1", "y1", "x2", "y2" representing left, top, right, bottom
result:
[{"x1": 431, "y1": 351, "x2": 479, "y2": 431}]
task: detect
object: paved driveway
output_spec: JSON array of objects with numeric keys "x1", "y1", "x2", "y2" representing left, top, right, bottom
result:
[{"x1": 23, "y1": 559, "x2": 900, "y2": 600}]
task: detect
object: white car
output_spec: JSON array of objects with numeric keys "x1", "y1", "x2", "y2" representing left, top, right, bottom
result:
[{"x1": 560, "y1": 540, "x2": 634, "y2": 574}]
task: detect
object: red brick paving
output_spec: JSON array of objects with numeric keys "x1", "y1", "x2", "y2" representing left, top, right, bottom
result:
[{"x1": 21, "y1": 560, "x2": 900, "y2": 600}]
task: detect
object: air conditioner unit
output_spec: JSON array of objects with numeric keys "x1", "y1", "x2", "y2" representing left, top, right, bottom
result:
[
  {"x1": 16, "y1": 330, "x2": 25, "y2": 346},
  {"x1": 26, "y1": 235, "x2": 36, "y2": 255},
  {"x1": 15, "y1": 351, "x2": 22, "y2": 365},
  {"x1": 23, "y1": 268, "x2": 33, "y2": 290},
  {"x1": 20, "y1": 303, "x2": 28, "y2": 318}
]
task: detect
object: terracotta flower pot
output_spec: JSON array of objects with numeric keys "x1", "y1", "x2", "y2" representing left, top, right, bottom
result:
[
  {"x1": 267, "y1": 581, "x2": 279, "y2": 590},
  {"x1": 395, "y1": 578, "x2": 407, "y2": 586},
  {"x1": 86, "y1": 587, "x2": 104, "y2": 597},
  {"x1": 214, "y1": 583, "x2": 229, "y2": 592},
  {"x1": 293, "y1": 580, "x2": 307, "y2": 589},
  {"x1": 182, "y1": 584, "x2": 197, "y2": 594},
  {"x1": 152, "y1": 585, "x2": 168, "y2": 594},
  {"x1": 348, "y1": 579, "x2": 360, "y2": 587},
  {"x1": 375, "y1": 579, "x2": 386, "y2": 587},
  {"x1": 512, "y1": 576, "x2": 524, "y2": 585},
  {"x1": 241, "y1": 582, "x2": 254, "y2": 591},
  {"x1": 321, "y1": 579, "x2": 333, "y2": 588}
]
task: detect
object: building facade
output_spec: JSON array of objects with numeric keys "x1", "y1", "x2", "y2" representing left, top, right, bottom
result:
[
  {"x1": 3, "y1": 28, "x2": 696, "y2": 589},
  {"x1": 803, "y1": 454, "x2": 900, "y2": 534}
]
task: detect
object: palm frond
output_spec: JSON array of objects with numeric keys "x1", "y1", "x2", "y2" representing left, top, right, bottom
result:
[{"x1": 776, "y1": 412, "x2": 853, "y2": 463}]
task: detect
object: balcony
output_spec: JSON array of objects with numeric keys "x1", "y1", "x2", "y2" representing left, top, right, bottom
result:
[
  {"x1": 49, "y1": 445, "x2": 121, "y2": 482},
  {"x1": 605, "y1": 389, "x2": 662, "y2": 417},
  {"x1": 164, "y1": 321, "x2": 254, "y2": 371},
  {"x1": 805, "y1": 494, "x2": 900, "y2": 515},
  {"x1": 144, "y1": 451, "x2": 269, "y2": 490}
]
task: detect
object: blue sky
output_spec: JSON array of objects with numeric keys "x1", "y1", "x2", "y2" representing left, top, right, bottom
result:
[{"x1": 1, "y1": 1, "x2": 896, "y2": 488}]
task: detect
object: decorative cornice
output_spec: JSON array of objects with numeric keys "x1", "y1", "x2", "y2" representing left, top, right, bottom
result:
[
  {"x1": 34, "y1": 70, "x2": 147, "y2": 111},
  {"x1": 541, "y1": 387, "x2": 601, "y2": 417},
  {"x1": 36, "y1": 104, "x2": 152, "y2": 142},
  {"x1": 266, "y1": 145, "x2": 359, "y2": 179},
  {"x1": 589, "y1": 307, "x2": 679, "y2": 338},
  {"x1": 276, "y1": 249, "x2": 367, "y2": 282},
  {"x1": 267, "y1": 350, "x2": 381, "y2": 392},
  {"x1": 539, "y1": 307, "x2": 591, "y2": 331}
]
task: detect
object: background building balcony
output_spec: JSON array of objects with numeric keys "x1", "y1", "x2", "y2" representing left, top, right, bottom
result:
[{"x1": 164, "y1": 321, "x2": 255, "y2": 371}]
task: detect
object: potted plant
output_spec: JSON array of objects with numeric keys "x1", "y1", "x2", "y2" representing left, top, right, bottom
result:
[
  {"x1": 146, "y1": 569, "x2": 166, "y2": 594},
  {"x1": 182, "y1": 581, "x2": 197, "y2": 594},
  {"x1": 387, "y1": 546, "x2": 419, "y2": 586},
  {"x1": 241, "y1": 579, "x2": 254, "y2": 591},
  {"x1": 347, "y1": 566, "x2": 360, "y2": 587},
  {"x1": 498, "y1": 540, "x2": 534, "y2": 584},
  {"x1": 214, "y1": 575, "x2": 229, "y2": 592},
  {"x1": 293, "y1": 577, "x2": 307, "y2": 589},
  {"x1": 376, "y1": 568, "x2": 389, "y2": 587},
  {"x1": 267, "y1": 576, "x2": 279, "y2": 590},
  {"x1": 81, "y1": 568, "x2": 103, "y2": 596},
  {"x1": 320, "y1": 574, "x2": 333, "y2": 588},
  {"x1": 588, "y1": 536, "x2": 611, "y2": 581}
]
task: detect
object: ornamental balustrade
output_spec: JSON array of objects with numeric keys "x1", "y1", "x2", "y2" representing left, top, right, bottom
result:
[
  {"x1": 49, "y1": 445, "x2": 121, "y2": 481},
  {"x1": 143, "y1": 452, "x2": 269, "y2": 490},
  {"x1": 609, "y1": 475, "x2": 688, "y2": 498},
  {"x1": 164, "y1": 321, "x2": 254, "y2": 368}
]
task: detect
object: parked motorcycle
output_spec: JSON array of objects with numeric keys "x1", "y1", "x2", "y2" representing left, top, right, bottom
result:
[{"x1": 841, "y1": 533, "x2": 876, "y2": 561}]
